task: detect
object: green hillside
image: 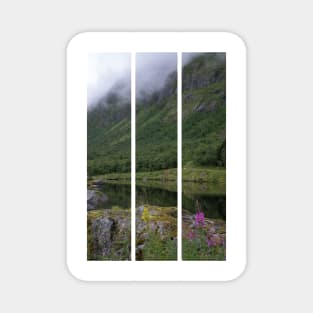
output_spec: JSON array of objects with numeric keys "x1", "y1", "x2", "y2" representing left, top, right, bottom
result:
[
  {"x1": 87, "y1": 102, "x2": 131, "y2": 176},
  {"x1": 182, "y1": 53, "x2": 226, "y2": 167},
  {"x1": 136, "y1": 76, "x2": 177, "y2": 172},
  {"x1": 87, "y1": 53, "x2": 226, "y2": 176}
]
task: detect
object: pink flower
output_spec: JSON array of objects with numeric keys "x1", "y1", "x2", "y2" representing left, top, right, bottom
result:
[
  {"x1": 188, "y1": 230, "x2": 196, "y2": 240},
  {"x1": 207, "y1": 239, "x2": 214, "y2": 248},
  {"x1": 195, "y1": 211, "x2": 205, "y2": 227},
  {"x1": 207, "y1": 234, "x2": 224, "y2": 248}
]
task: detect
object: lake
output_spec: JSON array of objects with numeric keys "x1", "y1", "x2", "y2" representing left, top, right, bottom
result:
[{"x1": 95, "y1": 181, "x2": 226, "y2": 220}]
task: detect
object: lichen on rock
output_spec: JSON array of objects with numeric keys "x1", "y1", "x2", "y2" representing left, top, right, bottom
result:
[
  {"x1": 87, "y1": 209, "x2": 131, "y2": 260},
  {"x1": 136, "y1": 205, "x2": 177, "y2": 260}
]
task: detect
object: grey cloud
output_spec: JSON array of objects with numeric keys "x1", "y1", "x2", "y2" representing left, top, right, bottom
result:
[{"x1": 87, "y1": 52, "x2": 206, "y2": 108}]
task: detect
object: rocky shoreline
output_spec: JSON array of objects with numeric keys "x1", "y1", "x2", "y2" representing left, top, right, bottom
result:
[{"x1": 87, "y1": 201, "x2": 225, "y2": 261}]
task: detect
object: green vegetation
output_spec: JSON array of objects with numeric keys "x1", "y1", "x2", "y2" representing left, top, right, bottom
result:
[
  {"x1": 182, "y1": 238, "x2": 225, "y2": 261},
  {"x1": 141, "y1": 231, "x2": 177, "y2": 261},
  {"x1": 136, "y1": 205, "x2": 177, "y2": 261},
  {"x1": 182, "y1": 53, "x2": 226, "y2": 168},
  {"x1": 182, "y1": 209, "x2": 226, "y2": 261},
  {"x1": 87, "y1": 53, "x2": 226, "y2": 176},
  {"x1": 136, "y1": 96, "x2": 177, "y2": 172},
  {"x1": 90, "y1": 166, "x2": 226, "y2": 196},
  {"x1": 92, "y1": 167, "x2": 225, "y2": 184},
  {"x1": 87, "y1": 53, "x2": 226, "y2": 261},
  {"x1": 87, "y1": 102, "x2": 131, "y2": 176}
]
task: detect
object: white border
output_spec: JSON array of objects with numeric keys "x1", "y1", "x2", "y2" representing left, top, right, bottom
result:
[
  {"x1": 67, "y1": 32, "x2": 246, "y2": 281},
  {"x1": 131, "y1": 53, "x2": 136, "y2": 262}
]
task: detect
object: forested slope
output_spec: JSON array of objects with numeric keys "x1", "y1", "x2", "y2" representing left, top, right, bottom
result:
[{"x1": 87, "y1": 53, "x2": 226, "y2": 176}]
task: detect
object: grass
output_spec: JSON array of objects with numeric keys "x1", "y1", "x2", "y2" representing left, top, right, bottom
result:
[
  {"x1": 140, "y1": 230, "x2": 177, "y2": 261},
  {"x1": 92, "y1": 166, "x2": 225, "y2": 183},
  {"x1": 182, "y1": 238, "x2": 226, "y2": 261},
  {"x1": 90, "y1": 166, "x2": 226, "y2": 196},
  {"x1": 136, "y1": 205, "x2": 177, "y2": 261}
]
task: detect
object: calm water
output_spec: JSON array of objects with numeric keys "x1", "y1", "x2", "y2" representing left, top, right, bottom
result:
[
  {"x1": 96, "y1": 182, "x2": 225, "y2": 220},
  {"x1": 97, "y1": 183, "x2": 131, "y2": 209},
  {"x1": 136, "y1": 185, "x2": 177, "y2": 207},
  {"x1": 182, "y1": 194, "x2": 226, "y2": 220}
]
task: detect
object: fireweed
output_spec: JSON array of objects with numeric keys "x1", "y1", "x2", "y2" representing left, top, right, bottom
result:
[
  {"x1": 183, "y1": 210, "x2": 225, "y2": 260},
  {"x1": 195, "y1": 211, "x2": 205, "y2": 227}
]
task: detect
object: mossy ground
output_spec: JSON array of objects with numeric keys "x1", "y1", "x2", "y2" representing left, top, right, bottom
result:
[
  {"x1": 87, "y1": 206, "x2": 226, "y2": 261},
  {"x1": 87, "y1": 167, "x2": 226, "y2": 261},
  {"x1": 136, "y1": 205, "x2": 177, "y2": 261}
]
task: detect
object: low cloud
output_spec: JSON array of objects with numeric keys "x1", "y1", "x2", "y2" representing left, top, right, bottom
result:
[
  {"x1": 88, "y1": 52, "x2": 209, "y2": 108},
  {"x1": 88, "y1": 53, "x2": 131, "y2": 107}
]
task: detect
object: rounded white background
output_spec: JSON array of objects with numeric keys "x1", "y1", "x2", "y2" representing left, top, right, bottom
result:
[{"x1": 0, "y1": 1, "x2": 312, "y2": 312}]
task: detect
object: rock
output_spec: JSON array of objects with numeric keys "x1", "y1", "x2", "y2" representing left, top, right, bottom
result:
[
  {"x1": 93, "y1": 179, "x2": 105, "y2": 186},
  {"x1": 88, "y1": 209, "x2": 131, "y2": 260},
  {"x1": 193, "y1": 100, "x2": 218, "y2": 113},
  {"x1": 191, "y1": 79, "x2": 199, "y2": 89},
  {"x1": 137, "y1": 244, "x2": 145, "y2": 251},
  {"x1": 87, "y1": 190, "x2": 97, "y2": 210},
  {"x1": 90, "y1": 217, "x2": 114, "y2": 256},
  {"x1": 194, "y1": 103, "x2": 206, "y2": 112},
  {"x1": 208, "y1": 101, "x2": 217, "y2": 112},
  {"x1": 184, "y1": 93, "x2": 193, "y2": 101},
  {"x1": 87, "y1": 189, "x2": 108, "y2": 210},
  {"x1": 87, "y1": 190, "x2": 96, "y2": 200},
  {"x1": 137, "y1": 205, "x2": 144, "y2": 215},
  {"x1": 200, "y1": 79, "x2": 209, "y2": 88},
  {"x1": 136, "y1": 205, "x2": 177, "y2": 256},
  {"x1": 135, "y1": 205, "x2": 178, "y2": 260},
  {"x1": 89, "y1": 179, "x2": 105, "y2": 189},
  {"x1": 136, "y1": 244, "x2": 145, "y2": 260}
]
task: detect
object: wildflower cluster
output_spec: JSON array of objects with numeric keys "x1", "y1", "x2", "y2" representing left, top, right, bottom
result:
[
  {"x1": 207, "y1": 233, "x2": 225, "y2": 248},
  {"x1": 184, "y1": 210, "x2": 225, "y2": 260},
  {"x1": 195, "y1": 211, "x2": 205, "y2": 227}
]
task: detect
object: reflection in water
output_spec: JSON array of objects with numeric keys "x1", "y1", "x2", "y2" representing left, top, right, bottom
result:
[
  {"x1": 182, "y1": 194, "x2": 226, "y2": 220},
  {"x1": 96, "y1": 182, "x2": 225, "y2": 221},
  {"x1": 136, "y1": 185, "x2": 177, "y2": 207},
  {"x1": 136, "y1": 182, "x2": 225, "y2": 220},
  {"x1": 97, "y1": 183, "x2": 131, "y2": 209}
]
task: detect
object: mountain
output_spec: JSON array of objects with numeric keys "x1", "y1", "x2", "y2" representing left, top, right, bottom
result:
[
  {"x1": 87, "y1": 92, "x2": 131, "y2": 176},
  {"x1": 182, "y1": 53, "x2": 226, "y2": 167},
  {"x1": 87, "y1": 53, "x2": 226, "y2": 176},
  {"x1": 136, "y1": 71, "x2": 177, "y2": 172}
]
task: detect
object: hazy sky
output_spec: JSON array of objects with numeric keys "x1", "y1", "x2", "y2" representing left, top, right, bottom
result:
[
  {"x1": 88, "y1": 53, "x2": 131, "y2": 106},
  {"x1": 136, "y1": 53, "x2": 177, "y2": 100},
  {"x1": 87, "y1": 53, "x2": 201, "y2": 107}
]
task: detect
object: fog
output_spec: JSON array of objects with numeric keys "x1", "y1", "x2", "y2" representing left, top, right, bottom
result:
[
  {"x1": 182, "y1": 52, "x2": 202, "y2": 64},
  {"x1": 88, "y1": 53, "x2": 131, "y2": 107},
  {"x1": 87, "y1": 53, "x2": 204, "y2": 108},
  {"x1": 136, "y1": 53, "x2": 177, "y2": 101}
]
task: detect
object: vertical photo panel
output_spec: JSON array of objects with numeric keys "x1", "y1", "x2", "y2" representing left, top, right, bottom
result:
[
  {"x1": 87, "y1": 53, "x2": 131, "y2": 260},
  {"x1": 182, "y1": 53, "x2": 226, "y2": 260},
  {"x1": 136, "y1": 53, "x2": 177, "y2": 261}
]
